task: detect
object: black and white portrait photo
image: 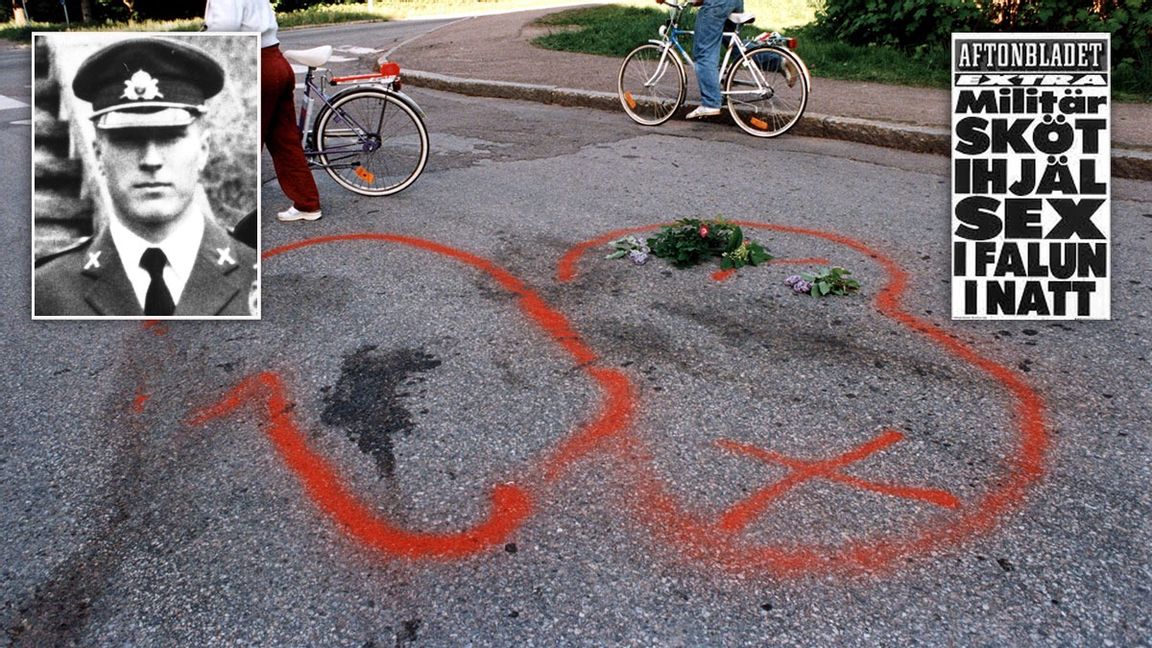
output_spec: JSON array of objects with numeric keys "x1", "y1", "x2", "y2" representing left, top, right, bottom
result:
[{"x1": 31, "y1": 32, "x2": 261, "y2": 319}]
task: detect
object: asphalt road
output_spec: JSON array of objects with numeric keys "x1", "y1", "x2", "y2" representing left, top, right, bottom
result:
[{"x1": 4, "y1": 23, "x2": 1152, "y2": 647}]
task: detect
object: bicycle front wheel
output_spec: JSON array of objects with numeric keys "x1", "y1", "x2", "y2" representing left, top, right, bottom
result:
[
  {"x1": 724, "y1": 46, "x2": 809, "y2": 138},
  {"x1": 618, "y1": 43, "x2": 686, "y2": 126},
  {"x1": 313, "y1": 88, "x2": 429, "y2": 196}
]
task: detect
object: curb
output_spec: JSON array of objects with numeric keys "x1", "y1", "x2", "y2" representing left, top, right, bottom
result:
[{"x1": 403, "y1": 69, "x2": 1152, "y2": 179}]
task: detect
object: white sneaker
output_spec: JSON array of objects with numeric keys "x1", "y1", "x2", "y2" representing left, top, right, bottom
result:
[
  {"x1": 277, "y1": 206, "x2": 322, "y2": 222},
  {"x1": 685, "y1": 106, "x2": 722, "y2": 120}
]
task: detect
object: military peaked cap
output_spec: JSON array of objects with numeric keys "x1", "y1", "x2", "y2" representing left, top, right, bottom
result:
[{"x1": 72, "y1": 38, "x2": 225, "y2": 129}]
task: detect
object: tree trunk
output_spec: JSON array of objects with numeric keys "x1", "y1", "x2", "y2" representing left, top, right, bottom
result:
[
  {"x1": 11, "y1": 0, "x2": 27, "y2": 25},
  {"x1": 80, "y1": 0, "x2": 93, "y2": 22}
]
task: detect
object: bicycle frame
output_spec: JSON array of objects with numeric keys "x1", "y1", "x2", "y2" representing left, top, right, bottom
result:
[
  {"x1": 647, "y1": 0, "x2": 759, "y2": 95},
  {"x1": 296, "y1": 67, "x2": 381, "y2": 157},
  {"x1": 619, "y1": 0, "x2": 811, "y2": 136}
]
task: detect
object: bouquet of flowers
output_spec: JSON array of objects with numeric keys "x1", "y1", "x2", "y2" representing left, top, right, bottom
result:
[
  {"x1": 605, "y1": 235, "x2": 650, "y2": 265},
  {"x1": 645, "y1": 218, "x2": 772, "y2": 269},
  {"x1": 784, "y1": 267, "x2": 860, "y2": 296}
]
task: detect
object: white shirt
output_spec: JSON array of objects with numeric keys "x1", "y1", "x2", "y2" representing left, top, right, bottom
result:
[
  {"x1": 109, "y1": 212, "x2": 205, "y2": 310},
  {"x1": 204, "y1": 0, "x2": 280, "y2": 48}
]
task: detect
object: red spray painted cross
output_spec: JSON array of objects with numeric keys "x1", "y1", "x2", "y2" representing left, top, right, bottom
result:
[{"x1": 715, "y1": 431, "x2": 961, "y2": 534}]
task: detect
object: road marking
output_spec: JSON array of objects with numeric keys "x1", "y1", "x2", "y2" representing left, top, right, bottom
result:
[
  {"x1": 336, "y1": 46, "x2": 379, "y2": 56},
  {"x1": 0, "y1": 95, "x2": 29, "y2": 110}
]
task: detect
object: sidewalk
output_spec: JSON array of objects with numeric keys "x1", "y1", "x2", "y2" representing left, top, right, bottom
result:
[{"x1": 386, "y1": 9, "x2": 1151, "y2": 179}]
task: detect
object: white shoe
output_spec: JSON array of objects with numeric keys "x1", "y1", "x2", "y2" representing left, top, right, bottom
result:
[
  {"x1": 277, "y1": 206, "x2": 322, "y2": 222},
  {"x1": 685, "y1": 106, "x2": 721, "y2": 120}
]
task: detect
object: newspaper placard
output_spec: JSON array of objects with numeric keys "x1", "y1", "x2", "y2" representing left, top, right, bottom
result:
[{"x1": 951, "y1": 33, "x2": 1111, "y2": 319}]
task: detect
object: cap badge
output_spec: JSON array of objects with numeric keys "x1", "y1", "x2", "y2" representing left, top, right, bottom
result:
[{"x1": 120, "y1": 70, "x2": 164, "y2": 102}]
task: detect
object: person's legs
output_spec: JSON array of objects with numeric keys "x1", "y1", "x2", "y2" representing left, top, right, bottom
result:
[
  {"x1": 692, "y1": 0, "x2": 730, "y2": 109},
  {"x1": 260, "y1": 47, "x2": 321, "y2": 214}
]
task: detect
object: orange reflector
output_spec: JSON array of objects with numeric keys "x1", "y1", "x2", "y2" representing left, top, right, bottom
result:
[
  {"x1": 380, "y1": 61, "x2": 401, "y2": 77},
  {"x1": 355, "y1": 166, "x2": 375, "y2": 183},
  {"x1": 787, "y1": 38, "x2": 797, "y2": 49},
  {"x1": 750, "y1": 117, "x2": 768, "y2": 130},
  {"x1": 624, "y1": 92, "x2": 637, "y2": 110}
]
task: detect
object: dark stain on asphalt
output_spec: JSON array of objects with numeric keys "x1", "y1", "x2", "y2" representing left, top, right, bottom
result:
[
  {"x1": 321, "y1": 345, "x2": 442, "y2": 479},
  {"x1": 396, "y1": 619, "x2": 422, "y2": 647},
  {"x1": 4, "y1": 331, "x2": 210, "y2": 646}
]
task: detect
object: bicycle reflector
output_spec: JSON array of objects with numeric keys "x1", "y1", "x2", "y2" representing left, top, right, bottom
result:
[
  {"x1": 380, "y1": 61, "x2": 401, "y2": 89},
  {"x1": 786, "y1": 37, "x2": 798, "y2": 49},
  {"x1": 355, "y1": 166, "x2": 375, "y2": 183},
  {"x1": 380, "y1": 61, "x2": 400, "y2": 77}
]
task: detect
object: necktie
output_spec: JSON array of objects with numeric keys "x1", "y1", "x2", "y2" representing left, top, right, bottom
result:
[{"x1": 140, "y1": 247, "x2": 175, "y2": 316}]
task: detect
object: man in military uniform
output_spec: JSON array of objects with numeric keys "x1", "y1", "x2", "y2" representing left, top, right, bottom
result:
[{"x1": 34, "y1": 37, "x2": 257, "y2": 318}]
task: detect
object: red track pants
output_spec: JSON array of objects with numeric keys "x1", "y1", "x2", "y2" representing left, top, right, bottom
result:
[{"x1": 261, "y1": 45, "x2": 321, "y2": 213}]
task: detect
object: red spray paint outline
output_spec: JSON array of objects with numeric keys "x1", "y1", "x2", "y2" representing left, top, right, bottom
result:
[
  {"x1": 187, "y1": 233, "x2": 636, "y2": 559},
  {"x1": 558, "y1": 221, "x2": 1049, "y2": 575},
  {"x1": 714, "y1": 432, "x2": 961, "y2": 535},
  {"x1": 168, "y1": 224, "x2": 1048, "y2": 574}
]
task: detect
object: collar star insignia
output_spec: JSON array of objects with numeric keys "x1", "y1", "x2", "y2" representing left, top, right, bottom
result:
[
  {"x1": 215, "y1": 247, "x2": 236, "y2": 266},
  {"x1": 84, "y1": 250, "x2": 101, "y2": 270},
  {"x1": 120, "y1": 70, "x2": 164, "y2": 102}
]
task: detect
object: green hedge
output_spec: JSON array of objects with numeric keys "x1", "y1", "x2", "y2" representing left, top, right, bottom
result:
[{"x1": 811, "y1": 0, "x2": 1150, "y2": 96}]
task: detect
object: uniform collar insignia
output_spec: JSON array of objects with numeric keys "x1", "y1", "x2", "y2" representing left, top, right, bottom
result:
[
  {"x1": 84, "y1": 250, "x2": 102, "y2": 270},
  {"x1": 215, "y1": 247, "x2": 236, "y2": 267},
  {"x1": 121, "y1": 70, "x2": 164, "y2": 102}
]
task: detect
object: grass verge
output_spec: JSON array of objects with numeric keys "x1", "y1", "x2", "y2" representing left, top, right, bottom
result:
[
  {"x1": 0, "y1": 3, "x2": 389, "y2": 41},
  {"x1": 533, "y1": 4, "x2": 1149, "y2": 100}
]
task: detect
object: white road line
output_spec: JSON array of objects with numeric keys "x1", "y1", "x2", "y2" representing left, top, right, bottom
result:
[{"x1": 0, "y1": 95, "x2": 29, "y2": 110}]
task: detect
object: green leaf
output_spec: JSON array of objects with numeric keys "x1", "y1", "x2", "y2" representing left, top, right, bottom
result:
[
  {"x1": 606, "y1": 250, "x2": 628, "y2": 260},
  {"x1": 726, "y1": 226, "x2": 744, "y2": 253}
]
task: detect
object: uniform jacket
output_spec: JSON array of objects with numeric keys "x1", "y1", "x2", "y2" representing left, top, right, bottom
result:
[{"x1": 34, "y1": 217, "x2": 257, "y2": 317}]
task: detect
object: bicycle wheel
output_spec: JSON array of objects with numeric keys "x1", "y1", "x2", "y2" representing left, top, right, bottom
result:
[
  {"x1": 312, "y1": 88, "x2": 429, "y2": 196},
  {"x1": 618, "y1": 43, "x2": 686, "y2": 126},
  {"x1": 724, "y1": 46, "x2": 809, "y2": 138}
]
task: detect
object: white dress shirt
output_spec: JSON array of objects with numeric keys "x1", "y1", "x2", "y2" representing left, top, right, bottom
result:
[{"x1": 109, "y1": 212, "x2": 205, "y2": 310}]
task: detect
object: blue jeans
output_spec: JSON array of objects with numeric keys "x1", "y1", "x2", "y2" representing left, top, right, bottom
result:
[{"x1": 693, "y1": 0, "x2": 744, "y2": 108}]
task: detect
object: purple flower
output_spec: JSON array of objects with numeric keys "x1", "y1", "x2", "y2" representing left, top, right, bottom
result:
[
  {"x1": 784, "y1": 275, "x2": 802, "y2": 286},
  {"x1": 629, "y1": 249, "x2": 649, "y2": 265},
  {"x1": 793, "y1": 279, "x2": 812, "y2": 294}
]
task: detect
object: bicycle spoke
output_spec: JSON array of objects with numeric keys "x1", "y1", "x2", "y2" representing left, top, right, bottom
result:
[
  {"x1": 725, "y1": 46, "x2": 808, "y2": 138},
  {"x1": 618, "y1": 43, "x2": 685, "y2": 126}
]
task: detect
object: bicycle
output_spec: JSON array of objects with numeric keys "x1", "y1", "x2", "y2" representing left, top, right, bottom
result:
[
  {"x1": 617, "y1": 0, "x2": 811, "y2": 138},
  {"x1": 282, "y1": 45, "x2": 429, "y2": 196}
]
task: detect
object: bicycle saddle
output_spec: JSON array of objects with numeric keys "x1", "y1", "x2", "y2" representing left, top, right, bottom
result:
[
  {"x1": 283, "y1": 45, "x2": 333, "y2": 68},
  {"x1": 728, "y1": 12, "x2": 755, "y2": 24}
]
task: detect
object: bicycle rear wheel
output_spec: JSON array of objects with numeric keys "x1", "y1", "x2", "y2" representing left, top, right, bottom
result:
[
  {"x1": 724, "y1": 46, "x2": 809, "y2": 138},
  {"x1": 618, "y1": 43, "x2": 686, "y2": 126},
  {"x1": 313, "y1": 88, "x2": 429, "y2": 196}
]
